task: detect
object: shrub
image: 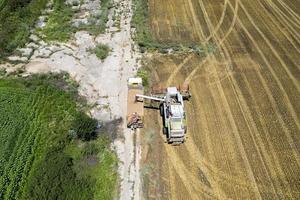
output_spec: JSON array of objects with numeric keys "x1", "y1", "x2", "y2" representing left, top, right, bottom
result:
[
  {"x1": 72, "y1": 112, "x2": 98, "y2": 141},
  {"x1": 136, "y1": 68, "x2": 149, "y2": 88},
  {"x1": 88, "y1": 44, "x2": 111, "y2": 60}
]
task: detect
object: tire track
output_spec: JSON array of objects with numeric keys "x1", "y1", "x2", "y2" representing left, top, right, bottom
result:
[
  {"x1": 186, "y1": 0, "x2": 206, "y2": 41},
  {"x1": 156, "y1": 116, "x2": 228, "y2": 199},
  {"x1": 236, "y1": 1, "x2": 300, "y2": 92},
  {"x1": 193, "y1": 0, "x2": 298, "y2": 197},
  {"x1": 267, "y1": 0, "x2": 300, "y2": 28},
  {"x1": 239, "y1": 72, "x2": 296, "y2": 198},
  {"x1": 276, "y1": 0, "x2": 300, "y2": 21},
  {"x1": 195, "y1": 1, "x2": 264, "y2": 198},
  {"x1": 166, "y1": 0, "x2": 238, "y2": 86},
  {"x1": 210, "y1": 0, "x2": 239, "y2": 47},
  {"x1": 204, "y1": 0, "x2": 229, "y2": 43},
  {"x1": 182, "y1": 0, "x2": 239, "y2": 85},
  {"x1": 264, "y1": 0, "x2": 300, "y2": 40},
  {"x1": 256, "y1": 0, "x2": 300, "y2": 55},
  {"x1": 258, "y1": 1, "x2": 300, "y2": 62},
  {"x1": 185, "y1": 0, "x2": 300, "y2": 172},
  {"x1": 227, "y1": 0, "x2": 300, "y2": 134},
  {"x1": 166, "y1": 54, "x2": 194, "y2": 86}
]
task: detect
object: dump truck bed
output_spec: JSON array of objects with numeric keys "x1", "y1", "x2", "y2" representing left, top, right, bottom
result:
[
  {"x1": 127, "y1": 88, "x2": 144, "y2": 118},
  {"x1": 127, "y1": 78, "x2": 144, "y2": 128}
]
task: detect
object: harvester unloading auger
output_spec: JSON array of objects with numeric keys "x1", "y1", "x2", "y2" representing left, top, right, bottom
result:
[{"x1": 127, "y1": 77, "x2": 191, "y2": 144}]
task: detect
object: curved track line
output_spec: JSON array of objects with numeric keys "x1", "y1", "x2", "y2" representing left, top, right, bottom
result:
[
  {"x1": 256, "y1": 0, "x2": 300, "y2": 55},
  {"x1": 191, "y1": 0, "x2": 298, "y2": 197},
  {"x1": 194, "y1": 1, "x2": 263, "y2": 198},
  {"x1": 166, "y1": 0, "x2": 238, "y2": 86},
  {"x1": 276, "y1": 0, "x2": 300, "y2": 21},
  {"x1": 207, "y1": 0, "x2": 239, "y2": 47},
  {"x1": 157, "y1": 118, "x2": 228, "y2": 199},
  {"x1": 267, "y1": 0, "x2": 300, "y2": 28},
  {"x1": 204, "y1": 3, "x2": 286, "y2": 195},
  {"x1": 204, "y1": 0, "x2": 229, "y2": 43},
  {"x1": 242, "y1": 0, "x2": 300, "y2": 70},
  {"x1": 184, "y1": 57, "x2": 209, "y2": 84},
  {"x1": 238, "y1": 0, "x2": 300, "y2": 89},
  {"x1": 264, "y1": 0, "x2": 300, "y2": 40},
  {"x1": 166, "y1": 54, "x2": 194, "y2": 86},
  {"x1": 181, "y1": 0, "x2": 239, "y2": 85},
  {"x1": 186, "y1": 0, "x2": 206, "y2": 41},
  {"x1": 227, "y1": 1, "x2": 300, "y2": 167},
  {"x1": 206, "y1": 8, "x2": 295, "y2": 198},
  {"x1": 231, "y1": 1, "x2": 300, "y2": 130}
]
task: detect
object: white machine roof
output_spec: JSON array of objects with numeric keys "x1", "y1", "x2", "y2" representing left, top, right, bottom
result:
[
  {"x1": 128, "y1": 77, "x2": 143, "y2": 85},
  {"x1": 167, "y1": 87, "x2": 178, "y2": 95},
  {"x1": 170, "y1": 104, "x2": 184, "y2": 117}
]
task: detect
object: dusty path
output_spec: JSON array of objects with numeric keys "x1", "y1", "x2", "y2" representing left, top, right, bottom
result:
[
  {"x1": 144, "y1": 0, "x2": 300, "y2": 199},
  {"x1": 0, "y1": 0, "x2": 142, "y2": 199}
]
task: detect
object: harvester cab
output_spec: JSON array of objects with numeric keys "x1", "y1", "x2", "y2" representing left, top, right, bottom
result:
[{"x1": 160, "y1": 87, "x2": 187, "y2": 144}]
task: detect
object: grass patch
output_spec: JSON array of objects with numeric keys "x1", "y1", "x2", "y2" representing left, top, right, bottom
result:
[
  {"x1": 88, "y1": 43, "x2": 111, "y2": 60},
  {"x1": 0, "y1": 0, "x2": 48, "y2": 58},
  {"x1": 0, "y1": 73, "x2": 118, "y2": 199},
  {"x1": 38, "y1": 0, "x2": 75, "y2": 42},
  {"x1": 136, "y1": 67, "x2": 150, "y2": 89},
  {"x1": 132, "y1": 0, "x2": 216, "y2": 54}
]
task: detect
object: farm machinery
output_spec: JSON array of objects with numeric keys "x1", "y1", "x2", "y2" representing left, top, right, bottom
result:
[{"x1": 127, "y1": 77, "x2": 191, "y2": 144}]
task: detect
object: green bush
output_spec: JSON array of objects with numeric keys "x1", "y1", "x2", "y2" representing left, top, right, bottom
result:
[
  {"x1": 23, "y1": 144, "x2": 93, "y2": 200},
  {"x1": 89, "y1": 44, "x2": 111, "y2": 60},
  {"x1": 136, "y1": 68, "x2": 149, "y2": 88},
  {"x1": 72, "y1": 112, "x2": 98, "y2": 141}
]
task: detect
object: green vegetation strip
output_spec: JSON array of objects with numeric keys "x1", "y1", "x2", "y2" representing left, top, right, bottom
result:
[
  {"x1": 0, "y1": 73, "x2": 117, "y2": 200},
  {"x1": 132, "y1": 0, "x2": 216, "y2": 54}
]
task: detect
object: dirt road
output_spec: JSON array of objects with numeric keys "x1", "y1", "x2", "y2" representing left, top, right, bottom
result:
[{"x1": 143, "y1": 0, "x2": 300, "y2": 199}]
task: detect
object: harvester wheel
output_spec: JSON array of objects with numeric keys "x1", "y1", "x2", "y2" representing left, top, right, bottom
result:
[
  {"x1": 163, "y1": 127, "x2": 168, "y2": 135},
  {"x1": 160, "y1": 104, "x2": 164, "y2": 116}
]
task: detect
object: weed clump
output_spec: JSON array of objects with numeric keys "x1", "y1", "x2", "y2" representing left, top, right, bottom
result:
[{"x1": 88, "y1": 44, "x2": 111, "y2": 60}]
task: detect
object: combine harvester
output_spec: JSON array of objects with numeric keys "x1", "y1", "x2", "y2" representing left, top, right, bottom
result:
[{"x1": 127, "y1": 77, "x2": 191, "y2": 144}]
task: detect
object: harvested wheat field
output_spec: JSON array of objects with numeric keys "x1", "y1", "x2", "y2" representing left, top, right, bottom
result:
[{"x1": 142, "y1": 0, "x2": 300, "y2": 199}]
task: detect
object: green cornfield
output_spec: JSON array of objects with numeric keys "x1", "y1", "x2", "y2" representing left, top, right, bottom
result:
[{"x1": 0, "y1": 75, "x2": 118, "y2": 199}]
